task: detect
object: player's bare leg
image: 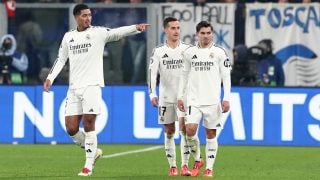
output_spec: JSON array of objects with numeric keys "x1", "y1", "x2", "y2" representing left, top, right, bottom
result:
[
  {"x1": 179, "y1": 117, "x2": 191, "y2": 176},
  {"x1": 164, "y1": 123, "x2": 178, "y2": 176},
  {"x1": 204, "y1": 128, "x2": 218, "y2": 177},
  {"x1": 66, "y1": 115, "x2": 84, "y2": 148}
]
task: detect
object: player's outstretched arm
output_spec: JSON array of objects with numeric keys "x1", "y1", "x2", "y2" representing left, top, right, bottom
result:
[{"x1": 105, "y1": 24, "x2": 150, "y2": 42}]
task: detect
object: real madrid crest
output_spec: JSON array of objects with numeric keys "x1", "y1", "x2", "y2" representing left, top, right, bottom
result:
[
  {"x1": 86, "y1": 34, "x2": 90, "y2": 40},
  {"x1": 160, "y1": 116, "x2": 165, "y2": 122},
  {"x1": 209, "y1": 52, "x2": 214, "y2": 59}
]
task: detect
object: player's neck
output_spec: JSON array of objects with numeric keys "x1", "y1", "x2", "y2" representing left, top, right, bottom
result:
[
  {"x1": 77, "y1": 26, "x2": 89, "y2": 32},
  {"x1": 199, "y1": 41, "x2": 212, "y2": 48},
  {"x1": 166, "y1": 39, "x2": 179, "y2": 49}
]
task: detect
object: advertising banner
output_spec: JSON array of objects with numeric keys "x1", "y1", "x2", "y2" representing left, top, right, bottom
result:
[
  {"x1": 246, "y1": 3, "x2": 320, "y2": 86},
  {"x1": 158, "y1": 3, "x2": 235, "y2": 59},
  {"x1": 0, "y1": 86, "x2": 319, "y2": 146}
]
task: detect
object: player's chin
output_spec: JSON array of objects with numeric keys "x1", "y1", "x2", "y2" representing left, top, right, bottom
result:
[
  {"x1": 173, "y1": 36, "x2": 179, "y2": 40},
  {"x1": 84, "y1": 22, "x2": 91, "y2": 27}
]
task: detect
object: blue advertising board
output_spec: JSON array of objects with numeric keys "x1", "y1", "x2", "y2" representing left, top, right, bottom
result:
[{"x1": 0, "y1": 86, "x2": 319, "y2": 146}]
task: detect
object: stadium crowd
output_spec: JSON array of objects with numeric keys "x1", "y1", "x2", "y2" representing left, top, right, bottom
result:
[{"x1": 0, "y1": 0, "x2": 319, "y2": 85}]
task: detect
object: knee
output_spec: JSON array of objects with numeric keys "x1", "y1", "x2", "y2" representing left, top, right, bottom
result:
[
  {"x1": 165, "y1": 124, "x2": 175, "y2": 135},
  {"x1": 82, "y1": 114, "x2": 96, "y2": 132},
  {"x1": 186, "y1": 126, "x2": 196, "y2": 137},
  {"x1": 66, "y1": 125, "x2": 79, "y2": 136},
  {"x1": 206, "y1": 129, "x2": 217, "y2": 139}
]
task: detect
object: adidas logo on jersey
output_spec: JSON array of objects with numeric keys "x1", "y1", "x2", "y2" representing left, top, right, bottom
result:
[
  {"x1": 162, "y1": 54, "x2": 168, "y2": 58},
  {"x1": 192, "y1": 55, "x2": 197, "y2": 59}
]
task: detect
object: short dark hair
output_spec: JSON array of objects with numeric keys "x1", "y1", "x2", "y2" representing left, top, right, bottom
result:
[
  {"x1": 73, "y1": 4, "x2": 89, "y2": 16},
  {"x1": 196, "y1": 21, "x2": 213, "y2": 33},
  {"x1": 163, "y1": 17, "x2": 178, "y2": 29}
]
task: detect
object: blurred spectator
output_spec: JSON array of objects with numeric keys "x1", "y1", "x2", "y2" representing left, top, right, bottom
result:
[
  {"x1": 231, "y1": 44, "x2": 257, "y2": 86},
  {"x1": 192, "y1": 0, "x2": 206, "y2": 6},
  {"x1": 0, "y1": 34, "x2": 28, "y2": 84},
  {"x1": 38, "y1": 0, "x2": 61, "y2": 2},
  {"x1": 122, "y1": 0, "x2": 147, "y2": 84},
  {"x1": 93, "y1": 0, "x2": 125, "y2": 84},
  {"x1": 16, "y1": 12, "x2": 43, "y2": 84},
  {"x1": 231, "y1": 44, "x2": 248, "y2": 86},
  {"x1": 101, "y1": 0, "x2": 114, "y2": 3},
  {"x1": 257, "y1": 39, "x2": 285, "y2": 86}
]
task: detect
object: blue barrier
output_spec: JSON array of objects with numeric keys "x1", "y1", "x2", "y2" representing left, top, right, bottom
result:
[{"x1": 0, "y1": 86, "x2": 319, "y2": 146}]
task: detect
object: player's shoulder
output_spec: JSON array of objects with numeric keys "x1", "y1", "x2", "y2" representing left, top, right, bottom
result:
[
  {"x1": 184, "y1": 44, "x2": 196, "y2": 51},
  {"x1": 153, "y1": 43, "x2": 166, "y2": 52},
  {"x1": 65, "y1": 28, "x2": 76, "y2": 35},
  {"x1": 155, "y1": 43, "x2": 165, "y2": 49},
  {"x1": 182, "y1": 44, "x2": 196, "y2": 57},
  {"x1": 212, "y1": 44, "x2": 228, "y2": 54},
  {"x1": 63, "y1": 29, "x2": 76, "y2": 40},
  {"x1": 91, "y1": 25, "x2": 111, "y2": 32},
  {"x1": 150, "y1": 44, "x2": 164, "y2": 57}
]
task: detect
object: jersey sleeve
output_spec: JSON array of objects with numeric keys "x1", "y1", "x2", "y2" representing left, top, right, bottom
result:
[
  {"x1": 219, "y1": 48, "x2": 232, "y2": 101},
  {"x1": 178, "y1": 50, "x2": 191, "y2": 101},
  {"x1": 148, "y1": 48, "x2": 159, "y2": 100},
  {"x1": 47, "y1": 34, "x2": 68, "y2": 84},
  {"x1": 103, "y1": 25, "x2": 140, "y2": 43}
]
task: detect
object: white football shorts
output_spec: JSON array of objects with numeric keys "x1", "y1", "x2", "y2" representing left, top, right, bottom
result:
[
  {"x1": 158, "y1": 102, "x2": 186, "y2": 124},
  {"x1": 65, "y1": 85, "x2": 102, "y2": 116},
  {"x1": 185, "y1": 104, "x2": 223, "y2": 129}
]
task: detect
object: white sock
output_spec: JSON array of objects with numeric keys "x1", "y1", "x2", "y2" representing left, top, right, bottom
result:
[
  {"x1": 186, "y1": 135, "x2": 201, "y2": 162},
  {"x1": 180, "y1": 131, "x2": 190, "y2": 167},
  {"x1": 70, "y1": 130, "x2": 85, "y2": 148},
  {"x1": 205, "y1": 138, "x2": 218, "y2": 170},
  {"x1": 164, "y1": 133, "x2": 176, "y2": 167},
  {"x1": 84, "y1": 131, "x2": 97, "y2": 171}
]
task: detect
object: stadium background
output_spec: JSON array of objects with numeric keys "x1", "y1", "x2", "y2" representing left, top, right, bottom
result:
[{"x1": 0, "y1": 2, "x2": 319, "y2": 146}]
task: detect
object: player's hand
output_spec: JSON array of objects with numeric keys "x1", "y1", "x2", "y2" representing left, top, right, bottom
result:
[
  {"x1": 222, "y1": 100, "x2": 230, "y2": 113},
  {"x1": 136, "y1": 23, "x2": 150, "y2": 32},
  {"x1": 178, "y1": 100, "x2": 185, "y2": 112},
  {"x1": 43, "y1": 79, "x2": 52, "y2": 92},
  {"x1": 151, "y1": 97, "x2": 158, "y2": 107}
]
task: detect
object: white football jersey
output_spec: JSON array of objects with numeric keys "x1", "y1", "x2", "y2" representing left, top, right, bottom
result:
[
  {"x1": 148, "y1": 41, "x2": 190, "y2": 104},
  {"x1": 178, "y1": 43, "x2": 231, "y2": 106},
  {"x1": 47, "y1": 25, "x2": 139, "y2": 89}
]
